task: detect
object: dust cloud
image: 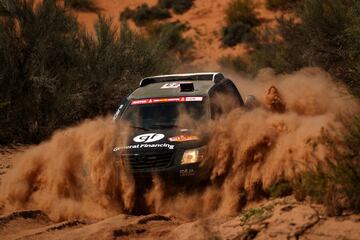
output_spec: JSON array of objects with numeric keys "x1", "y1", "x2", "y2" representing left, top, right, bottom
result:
[
  {"x1": 0, "y1": 117, "x2": 135, "y2": 221},
  {"x1": 143, "y1": 67, "x2": 359, "y2": 218},
  {"x1": 0, "y1": 67, "x2": 358, "y2": 221}
]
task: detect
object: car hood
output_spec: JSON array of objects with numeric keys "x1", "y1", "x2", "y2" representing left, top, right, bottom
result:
[{"x1": 113, "y1": 128, "x2": 206, "y2": 153}]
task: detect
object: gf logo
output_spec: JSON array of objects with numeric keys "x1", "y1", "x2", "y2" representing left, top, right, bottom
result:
[{"x1": 133, "y1": 133, "x2": 165, "y2": 143}]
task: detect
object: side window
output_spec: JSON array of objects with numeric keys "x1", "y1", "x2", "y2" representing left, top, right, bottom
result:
[
  {"x1": 209, "y1": 84, "x2": 226, "y2": 119},
  {"x1": 209, "y1": 81, "x2": 243, "y2": 119},
  {"x1": 224, "y1": 81, "x2": 244, "y2": 106}
]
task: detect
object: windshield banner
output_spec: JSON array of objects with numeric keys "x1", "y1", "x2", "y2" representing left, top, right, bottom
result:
[{"x1": 131, "y1": 96, "x2": 203, "y2": 105}]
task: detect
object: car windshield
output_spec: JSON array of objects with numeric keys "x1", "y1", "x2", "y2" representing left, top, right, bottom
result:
[{"x1": 121, "y1": 99, "x2": 207, "y2": 129}]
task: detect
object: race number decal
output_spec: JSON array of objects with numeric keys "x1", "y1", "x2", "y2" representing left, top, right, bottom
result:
[{"x1": 161, "y1": 82, "x2": 180, "y2": 89}]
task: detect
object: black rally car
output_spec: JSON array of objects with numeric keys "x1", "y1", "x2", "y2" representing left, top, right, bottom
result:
[{"x1": 113, "y1": 72, "x2": 249, "y2": 178}]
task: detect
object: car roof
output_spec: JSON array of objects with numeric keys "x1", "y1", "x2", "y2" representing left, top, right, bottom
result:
[{"x1": 128, "y1": 80, "x2": 215, "y2": 99}]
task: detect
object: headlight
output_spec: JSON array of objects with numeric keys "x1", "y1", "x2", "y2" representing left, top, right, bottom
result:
[
  {"x1": 169, "y1": 134, "x2": 199, "y2": 142},
  {"x1": 181, "y1": 147, "x2": 206, "y2": 165}
]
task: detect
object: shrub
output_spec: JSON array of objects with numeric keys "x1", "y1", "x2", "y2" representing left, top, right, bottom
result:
[
  {"x1": 295, "y1": 115, "x2": 360, "y2": 214},
  {"x1": 148, "y1": 22, "x2": 193, "y2": 61},
  {"x1": 240, "y1": 208, "x2": 266, "y2": 224},
  {"x1": 120, "y1": 4, "x2": 170, "y2": 26},
  {"x1": 120, "y1": 0, "x2": 194, "y2": 27},
  {"x1": 120, "y1": 7, "x2": 134, "y2": 21},
  {"x1": 158, "y1": 0, "x2": 194, "y2": 14},
  {"x1": 222, "y1": 0, "x2": 262, "y2": 47},
  {"x1": 222, "y1": 22, "x2": 256, "y2": 47},
  {"x1": 63, "y1": 0, "x2": 101, "y2": 12},
  {"x1": 266, "y1": 0, "x2": 299, "y2": 11},
  {"x1": 225, "y1": 0, "x2": 261, "y2": 26},
  {"x1": 249, "y1": 0, "x2": 360, "y2": 96},
  {"x1": 218, "y1": 55, "x2": 248, "y2": 72},
  {"x1": 329, "y1": 116, "x2": 360, "y2": 213},
  {"x1": 0, "y1": 0, "x2": 175, "y2": 144},
  {"x1": 267, "y1": 181, "x2": 293, "y2": 198}
]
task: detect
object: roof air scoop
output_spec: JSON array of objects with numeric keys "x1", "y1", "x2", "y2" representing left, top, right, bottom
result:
[{"x1": 180, "y1": 82, "x2": 194, "y2": 92}]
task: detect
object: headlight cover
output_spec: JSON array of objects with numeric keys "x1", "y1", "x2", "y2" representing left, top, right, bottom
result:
[{"x1": 181, "y1": 147, "x2": 206, "y2": 165}]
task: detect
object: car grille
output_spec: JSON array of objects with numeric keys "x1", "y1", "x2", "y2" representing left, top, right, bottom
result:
[{"x1": 121, "y1": 152, "x2": 174, "y2": 171}]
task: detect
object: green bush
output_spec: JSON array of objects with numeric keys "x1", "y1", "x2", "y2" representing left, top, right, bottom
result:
[
  {"x1": 120, "y1": 0, "x2": 194, "y2": 27},
  {"x1": 120, "y1": 7, "x2": 133, "y2": 20},
  {"x1": 218, "y1": 55, "x2": 248, "y2": 72},
  {"x1": 120, "y1": 4, "x2": 170, "y2": 26},
  {"x1": 240, "y1": 208, "x2": 267, "y2": 224},
  {"x1": 330, "y1": 117, "x2": 360, "y2": 213},
  {"x1": 0, "y1": 0, "x2": 174, "y2": 144},
  {"x1": 63, "y1": 0, "x2": 101, "y2": 12},
  {"x1": 148, "y1": 22, "x2": 193, "y2": 60},
  {"x1": 159, "y1": 0, "x2": 194, "y2": 14},
  {"x1": 266, "y1": 0, "x2": 299, "y2": 11},
  {"x1": 295, "y1": 170, "x2": 327, "y2": 203},
  {"x1": 267, "y1": 181, "x2": 293, "y2": 198},
  {"x1": 249, "y1": 0, "x2": 360, "y2": 96},
  {"x1": 222, "y1": 0, "x2": 262, "y2": 47},
  {"x1": 225, "y1": 0, "x2": 261, "y2": 26},
  {"x1": 222, "y1": 22, "x2": 256, "y2": 47},
  {"x1": 295, "y1": 115, "x2": 360, "y2": 214}
]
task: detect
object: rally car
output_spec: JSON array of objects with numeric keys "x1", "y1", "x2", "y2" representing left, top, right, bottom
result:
[{"x1": 112, "y1": 72, "x2": 248, "y2": 179}]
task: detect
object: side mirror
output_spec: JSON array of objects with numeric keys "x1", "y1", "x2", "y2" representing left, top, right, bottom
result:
[
  {"x1": 244, "y1": 95, "x2": 258, "y2": 110},
  {"x1": 113, "y1": 98, "x2": 128, "y2": 121}
]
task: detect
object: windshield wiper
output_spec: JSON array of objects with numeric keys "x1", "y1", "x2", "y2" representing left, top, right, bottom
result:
[
  {"x1": 150, "y1": 124, "x2": 179, "y2": 129},
  {"x1": 131, "y1": 125, "x2": 150, "y2": 131}
]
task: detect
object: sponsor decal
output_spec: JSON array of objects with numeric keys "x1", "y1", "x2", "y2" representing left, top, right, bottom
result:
[
  {"x1": 131, "y1": 99, "x2": 147, "y2": 105},
  {"x1": 133, "y1": 133, "x2": 165, "y2": 143},
  {"x1": 113, "y1": 143, "x2": 175, "y2": 151},
  {"x1": 184, "y1": 97, "x2": 203, "y2": 101},
  {"x1": 131, "y1": 96, "x2": 203, "y2": 105},
  {"x1": 168, "y1": 134, "x2": 199, "y2": 142}
]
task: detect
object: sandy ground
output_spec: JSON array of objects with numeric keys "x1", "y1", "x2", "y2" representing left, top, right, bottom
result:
[
  {"x1": 74, "y1": 0, "x2": 280, "y2": 69},
  {"x1": 1, "y1": 148, "x2": 360, "y2": 240}
]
